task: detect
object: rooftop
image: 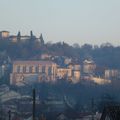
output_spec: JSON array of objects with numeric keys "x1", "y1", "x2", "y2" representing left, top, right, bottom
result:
[
  {"x1": 0, "y1": 31, "x2": 9, "y2": 33},
  {"x1": 83, "y1": 59, "x2": 95, "y2": 64},
  {"x1": 13, "y1": 60, "x2": 56, "y2": 65}
]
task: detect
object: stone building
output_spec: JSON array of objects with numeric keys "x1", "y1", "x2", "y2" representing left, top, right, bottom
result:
[
  {"x1": 57, "y1": 64, "x2": 81, "y2": 83},
  {"x1": 10, "y1": 61, "x2": 57, "y2": 85},
  {"x1": 57, "y1": 68, "x2": 72, "y2": 79}
]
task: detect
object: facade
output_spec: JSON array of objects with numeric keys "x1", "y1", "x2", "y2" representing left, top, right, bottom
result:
[
  {"x1": 71, "y1": 70, "x2": 81, "y2": 83},
  {"x1": 83, "y1": 59, "x2": 96, "y2": 74},
  {"x1": 72, "y1": 64, "x2": 81, "y2": 71},
  {"x1": 10, "y1": 61, "x2": 57, "y2": 85},
  {"x1": 57, "y1": 68, "x2": 72, "y2": 79},
  {"x1": 90, "y1": 76, "x2": 111, "y2": 85},
  {"x1": 57, "y1": 65, "x2": 81, "y2": 83},
  {"x1": 64, "y1": 58, "x2": 72, "y2": 65},
  {"x1": 10, "y1": 35, "x2": 31, "y2": 42},
  {"x1": 0, "y1": 31, "x2": 9, "y2": 39},
  {"x1": 0, "y1": 30, "x2": 45, "y2": 44},
  {"x1": 20, "y1": 36, "x2": 31, "y2": 42},
  {"x1": 105, "y1": 69, "x2": 120, "y2": 79},
  {"x1": 41, "y1": 54, "x2": 52, "y2": 60}
]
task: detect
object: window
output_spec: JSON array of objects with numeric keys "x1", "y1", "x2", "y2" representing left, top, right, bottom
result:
[
  {"x1": 48, "y1": 66, "x2": 52, "y2": 75},
  {"x1": 16, "y1": 66, "x2": 20, "y2": 73},
  {"x1": 23, "y1": 66, "x2": 26, "y2": 73},
  {"x1": 38, "y1": 66, "x2": 42, "y2": 73},
  {"x1": 29, "y1": 66, "x2": 33, "y2": 73},
  {"x1": 42, "y1": 66, "x2": 45, "y2": 73},
  {"x1": 35, "y1": 66, "x2": 39, "y2": 73},
  {"x1": 26, "y1": 66, "x2": 29, "y2": 73}
]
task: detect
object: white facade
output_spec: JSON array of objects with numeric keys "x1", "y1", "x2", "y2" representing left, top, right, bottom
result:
[
  {"x1": 83, "y1": 59, "x2": 96, "y2": 74},
  {"x1": 105, "y1": 69, "x2": 120, "y2": 79},
  {"x1": 10, "y1": 61, "x2": 57, "y2": 85},
  {"x1": 0, "y1": 31, "x2": 9, "y2": 38}
]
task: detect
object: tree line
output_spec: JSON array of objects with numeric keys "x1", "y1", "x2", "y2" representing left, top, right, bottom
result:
[{"x1": 0, "y1": 38, "x2": 120, "y2": 69}]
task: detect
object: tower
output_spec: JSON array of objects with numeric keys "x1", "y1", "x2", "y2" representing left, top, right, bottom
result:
[
  {"x1": 17, "y1": 31, "x2": 21, "y2": 42},
  {"x1": 40, "y1": 33, "x2": 44, "y2": 45},
  {"x1": 30, "y1": 31, "x2": 36, "y2": 43}
]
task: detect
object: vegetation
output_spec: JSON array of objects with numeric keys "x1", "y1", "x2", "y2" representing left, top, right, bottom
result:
[{"x1": 0, "y1": 38, "x2": 120, "y2": 69}]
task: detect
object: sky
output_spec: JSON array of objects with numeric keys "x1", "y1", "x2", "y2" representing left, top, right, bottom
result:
[{"x1": 0, "y1": 0, "x2": 120, "y2": 46}]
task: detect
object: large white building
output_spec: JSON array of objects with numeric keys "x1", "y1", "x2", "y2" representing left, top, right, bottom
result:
[
  {"x1": 10, "y1": 61, "x2": 57, "y2": 85},
  {"x1": 10, "y1": 60, "x2": 81, "y2": 85}
]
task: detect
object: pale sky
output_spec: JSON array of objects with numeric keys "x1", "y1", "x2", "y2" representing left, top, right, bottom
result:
[{"x1": 0, "y1": 0, "x2": 120, "y2": 46}]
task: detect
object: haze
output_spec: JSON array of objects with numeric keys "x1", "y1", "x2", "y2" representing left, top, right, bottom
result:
[{"x1": 0, "y1": 0, "x2": 120, "y2": 46}]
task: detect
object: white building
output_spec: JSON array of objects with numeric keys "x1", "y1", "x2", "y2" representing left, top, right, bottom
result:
[
  {"x1": 64, "y1": 58, "x2": 72, "y2": 65},
  {"x1": 0, "y1": 31, "x2": 9, "y2": 39},
  {"x1": 10, "y1": 61, "x2": 57, "y2": 85},
  {"x1": 105, "y1": 69, "x2": 120, "y2": 79},
  {"x1": 83, "y1": 59, "x2": 96, "y2": 74},
  {"x1": 57, "y1": 64, "x2": 81, "y2": 83},
  {"x1": 57, "y1": 68, "x2": 72, "y2": 79}
]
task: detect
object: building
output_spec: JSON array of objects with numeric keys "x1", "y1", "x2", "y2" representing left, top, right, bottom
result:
[
  {"x1": 7, "y1": 31, "x2": 45, "y2": 44},
  {"x1": 57, "y1": 68, "x2": 72, "y2": 79},
  {"x1": 83, "y1": 59, "x2": 96, "y2": 74},
  {"x1": 0, "y1": 90, "x2": 21, "y2": 102},
  {"x1": 90, "y1": 76, "x2": 111, "y2": 85},
  {"x1": 41, "y1": 53, "x2": 52, "y2": 60},
  {"x1": 72, "y1": 64, "x2": 81, "y2": 71},
  {"x1": 57, "y1": 64, "x2": 81, "y2": 83},
  {"x1": 19, "y1": 35, "x2": 31, "y2": 42},
  {"x1": 0, "y1": 31, "x2": 9, "y2": 39},
  {"x1": 64, "y1": 58, "x2": 72, "y2": 65},
  {"x1": 72, "y1": 70, "x2": 81, "y2": 83},
  {"x1": 105, "y1": 69, "x2": 120, "y2": 79},
  {"x1": 10, "y1": 61, "x2": 57, "y2": 85},
  {"x1": 68, "y1": 63, "x2": 81, "y2": 83},
  {"x1": 10, "y1": 35, "x2": 31, "y2": 43}
]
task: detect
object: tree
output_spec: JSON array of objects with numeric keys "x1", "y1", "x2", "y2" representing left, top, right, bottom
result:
[{"x1": 98, "y1": 94, "x2": 117, "y2": 112}]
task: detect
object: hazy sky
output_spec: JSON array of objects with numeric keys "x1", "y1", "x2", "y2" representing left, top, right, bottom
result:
[{"x1": 0, "y1": 0, "x2": 120, "y2": 46}]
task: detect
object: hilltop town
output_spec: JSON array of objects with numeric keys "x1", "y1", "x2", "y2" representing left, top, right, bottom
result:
[
  {"x1": 0, "y1": 30, "x2": 120, "y2": 120},
  {"x1": 0, "y1": 30, "x2": 120, "y2": 85}
]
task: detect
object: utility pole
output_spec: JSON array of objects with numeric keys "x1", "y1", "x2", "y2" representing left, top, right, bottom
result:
[
  {"x1": 91, "y1": 98, "x2": 94, "y2": 120},
  {"x1": 8, "y1": 110, "x2": 11, "y2": 120},
  {"x1": 33, "y1": 88, "x2": 36, "y2": 120}
]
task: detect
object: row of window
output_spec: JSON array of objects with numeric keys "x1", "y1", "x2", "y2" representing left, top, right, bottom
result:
[{"x1": 16, "y1": 66, "x2": 52, "y2": 75}]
